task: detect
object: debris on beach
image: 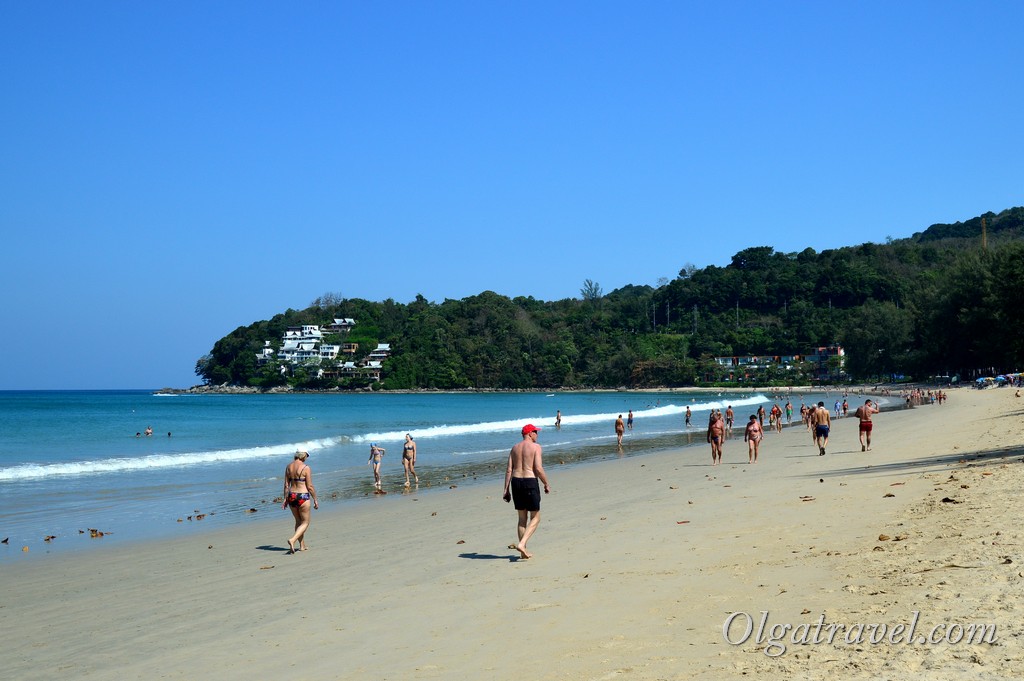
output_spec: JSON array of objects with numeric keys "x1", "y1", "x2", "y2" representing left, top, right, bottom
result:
[
  {"x1": 883, "y1": 493, "x2": 895, "y2": 498},
  {"x1": 676, "y1": 520, "x2": 690, "y2": 524},
  {"x1": 43, "y1": 535, "x2": 56, "y2": 542},
  {"x1": 456, "y1": 539, "x2": 465, "y2": 544},
  {"x1": 22, "y1": 546, "x2": 28, "y2": 552},
  {"x1": 890, "y1": 482, "x2": 905, "y2": 486},
  {"x1": 245, "y1": 508, "x2": 258, "y2": 513},
  {"x1": 88, "y1": 528, "x2": 109, "y2": 538},
  {"x1": 941, "y1": 497, "x2": 962, "y2": 504},
  {"x1": 259, "y1": 565, "x2": 275, "y2": 570},
  {"x1": 208, "y1": 545, "x2": 213, "y2": 549},
  {"x1": 799, "y1": 496, "x2": 815, "y2": 502},
  {"x1": 878, "y1": 534, "x2": 891, "y2": 541}
]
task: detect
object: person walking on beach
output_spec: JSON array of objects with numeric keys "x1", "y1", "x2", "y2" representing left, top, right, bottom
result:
[
  {"x1": 627, "y1": 410, "x2": 634, "y2": 430},
  {"x1": 615, "y1": 415, "x2": 625, "y2": 446},
  {"x1": 283, "y1": 450, "x2": 318, "y2": 554},
  {"x1": 502, "y1": 424, "x2": 550, "y2": 560},
  {"x1": 685, "y1": 406, "x2": 691, "y2": 428},
  {"x1": 707, "y1": 412, "x2": 725, "y2": 465},
  {"x1": 855, "y1": 399, "x2": 880, "y2": 451},
  {"x1": 812, "y1": 401, "x2": 831, "y2": 455},
  {"x1": 555, "y1": 410, "x2": 562, "y2": 428},
  {"x1": 402, "y1": 434, "x2": 418, "y2": 487},
  {"x1": 368, "y1": 443, "x2": 386, "y2": 490},
  {"x1": 725, "y1": 405, "x2": 735, "y2": 433},
  {"x1": 744, "y1": 414, "x2": 763, "y2": 463},
  {"x1": 785, "y1": 400, "x2": 793, "y2": 424}
]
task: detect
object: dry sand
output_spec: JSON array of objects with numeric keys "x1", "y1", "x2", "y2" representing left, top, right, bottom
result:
[{"x1": 3, "y1": 388, "x2": 1021, "y2": 680}]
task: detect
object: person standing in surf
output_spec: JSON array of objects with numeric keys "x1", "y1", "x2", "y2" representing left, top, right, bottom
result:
[
  {"x1": 401, "y1": 434, "x2": 418, "y2": 487},
  {"x1": 368, "y1": 443, "x2": 386, "y2": 490}
]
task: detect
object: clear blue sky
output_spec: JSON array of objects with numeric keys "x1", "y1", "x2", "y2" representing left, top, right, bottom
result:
[{"x1": 2, "y1": 2, "x2": 1022, "y2": 389}]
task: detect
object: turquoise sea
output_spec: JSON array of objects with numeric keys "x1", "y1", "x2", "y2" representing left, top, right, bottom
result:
[{"x1": 0, "y1": 388, "x2": 873, "y2": 562}]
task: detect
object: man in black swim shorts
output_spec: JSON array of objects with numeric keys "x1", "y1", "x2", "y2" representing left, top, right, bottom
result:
[{"x1": 502, "y1": 423, "x2": 551, "y2": 559}]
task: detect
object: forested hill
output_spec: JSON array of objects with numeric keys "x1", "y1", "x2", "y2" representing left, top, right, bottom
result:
[
  {"x1": 196, "y1": 207, "x2": 1024, "y2": 390},
  {"x1": 912, "y1": 206, "x2": 1024, "y2": 243}
]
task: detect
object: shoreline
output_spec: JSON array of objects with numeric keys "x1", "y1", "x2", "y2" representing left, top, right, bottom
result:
[
  {"x1": 155, "y1": 382, "x2": 932, "y2": 395},
  {"x1": 0, "y1": 393, "x2": 919, "y2": 564},
  {"x1": 6, "y1": 388, "x2": 1018, "y2": 678}
]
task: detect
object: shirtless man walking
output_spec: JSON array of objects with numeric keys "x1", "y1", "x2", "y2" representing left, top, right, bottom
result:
[
  {"x1": 503, "y1": 424, "x2": 550, "y2": 559},
  {"x1": 855, "y1": 399, "x2": 880, "y2": 451},
  {"x1": 812, "y1": 401, "x2": 831, "y2": 456},
  {"x1": 707, "y1": 412, "x2": 725, "y2": 465}
]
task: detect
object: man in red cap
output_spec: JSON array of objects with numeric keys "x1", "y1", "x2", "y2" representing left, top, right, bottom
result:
[{"x1": 503, "y1": 423, "x2": 551, "y2": 559}]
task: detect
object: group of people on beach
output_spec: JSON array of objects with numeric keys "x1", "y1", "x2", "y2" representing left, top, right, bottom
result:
[
  {"x1": 365, "y1": 433, "x2": 419, "y2": 491},
  {"x1": 282, "y1": 424, "x2": 551, "y2": 561},
  {"x1": 282, "y1": 394, "x2": 894, "y2": 559},
  {"x1": 699, "y1": 395, "x2": 885, "y2": 463},
  {"x1": 281, "y1": 434, "x2": 420, "y2": 554}
]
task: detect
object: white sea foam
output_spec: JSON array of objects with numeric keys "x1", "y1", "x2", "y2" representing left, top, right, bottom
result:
[
  {"x1": 0, "y1": 437, "x2": 337, "y2": 481},
  {"x1": 355, "y1": 395, "x2": 769, "y2": 443}
]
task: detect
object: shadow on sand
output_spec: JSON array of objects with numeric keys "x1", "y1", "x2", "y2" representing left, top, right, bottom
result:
[{"x1": 793, "y1": 443, "x2": 1024, "y2": 480}]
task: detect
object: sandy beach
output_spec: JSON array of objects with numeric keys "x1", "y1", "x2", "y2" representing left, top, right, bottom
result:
[{"x1": 3, "y1": 387, "x2": 1021, "y2": 680}]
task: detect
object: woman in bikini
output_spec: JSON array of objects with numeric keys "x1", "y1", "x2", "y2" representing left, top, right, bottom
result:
[
  {"x1": 368, "y1": 443, "x2": 385, "y2": 490},
  {"x1": 401, "y1": 433, "x2": 418, "y2": 487},
  {"x1": 282, "y1": 450, "x2": 318, "y2": 554}
]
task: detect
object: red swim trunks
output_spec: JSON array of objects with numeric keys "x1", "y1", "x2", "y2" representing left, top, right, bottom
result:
[{"x1": 859, "y1": 421, "x2": 873, "y2": 433}]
